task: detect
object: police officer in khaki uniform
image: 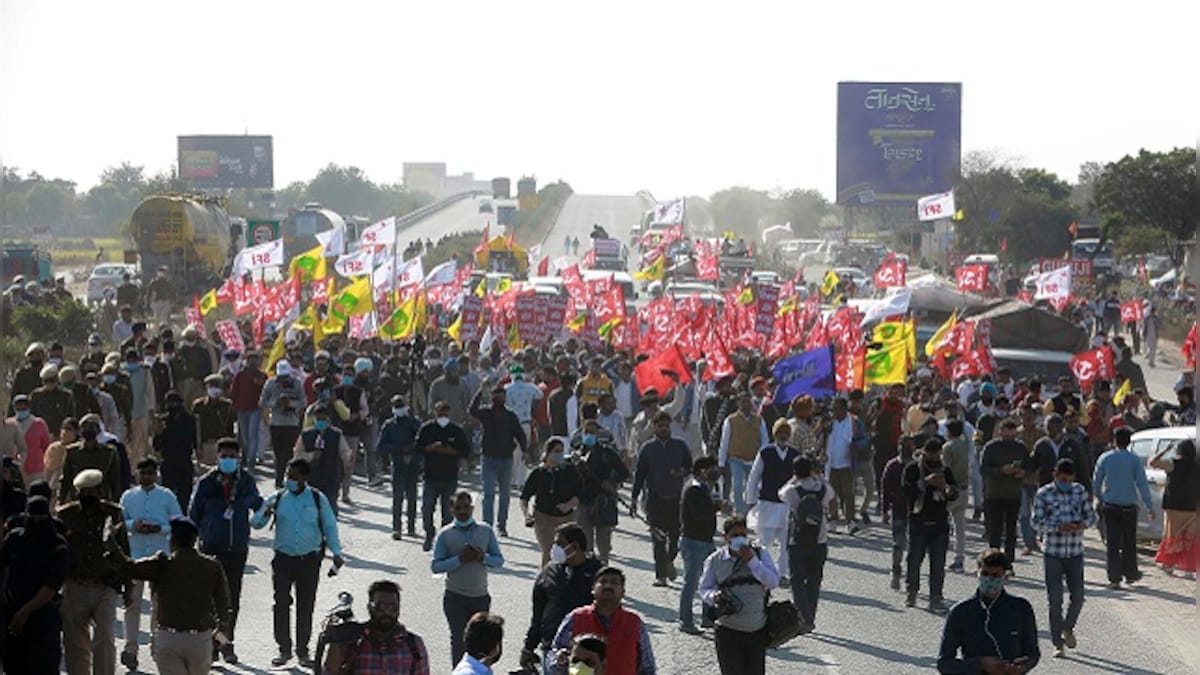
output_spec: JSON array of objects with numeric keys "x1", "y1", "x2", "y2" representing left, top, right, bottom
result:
[
  {"x1": 193, "y1": 374, "x2": 234, "y2": 468},
  {"x1": 30, "y1": 364, "x2": 77, "y2": 438}
]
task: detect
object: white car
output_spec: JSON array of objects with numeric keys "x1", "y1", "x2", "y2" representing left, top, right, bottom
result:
[
  {"x1": 86, "y1": 263, "x2": 136, "y2": 304},
  {"x1": 1127, "y1": 426, "x2": 1194, "y2": 540}
]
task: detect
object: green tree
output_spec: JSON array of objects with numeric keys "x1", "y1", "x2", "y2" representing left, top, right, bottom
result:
[
  {"x1": 709, "y1": 187, "x2": 770, "y2": 235},
  {"x1": 771, "y1": 188, "x2": 832, "y2": 237},
  {"x1": 304, "y1": 164, "x2": 382, "y2": 215},
  {"x1": 25, "y1": 181, "x2": 74, "y2": 225},
  {"x1": 1093, "y1": 147, "x2": 1198, "y2": 264}
]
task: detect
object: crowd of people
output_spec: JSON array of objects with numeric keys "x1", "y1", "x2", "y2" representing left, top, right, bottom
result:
[{"x1": 1, "y1": 274, "x2": 1198, "y2": 675}]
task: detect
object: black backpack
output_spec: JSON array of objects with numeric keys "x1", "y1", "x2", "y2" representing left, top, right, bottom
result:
[{"x1": 789, "y1": 483, "x2": 826, "y2": 546}]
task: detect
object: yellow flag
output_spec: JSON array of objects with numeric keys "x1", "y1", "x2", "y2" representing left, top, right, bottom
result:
[
  {"x1": 864, "y1": 338, "x2": 909, "y2": 386},
  {"x1": 380, "y1": 293, "x2": 418, "y2": 339},
  {"x1": 821, "y1": 269, "x2": 840, "y2": 297},
  {"x1": 474, "y1": 276, "x2": 487, "y2": 298},
  {"x1": 447, "y1": 314, "x2": 463, "y2": 342},
  {"x1": 597, "y1": 316, "x2": 623, "y2": 341},
  {"x1": 198, "y1": 289, "x2": 218, "y2": 316},
  {"x1": 633, "y1": 255, "x2": 665, "y2": 282},
  {"x1": 906, "y1": 318, "x2": 917, "y2": 367},
  {"x1": 952, "y1": 209, "x2": 965, "y2": 222},
  {"x1": 567, "y1": 312, "x2": 587, "y2": 333},
  {"x1": 925, "y1": 310, "x2": 958, "y2": 357},
  {"x1": 328, "y1": 277, "x2": 373, "y2": 324},
  {"x1": 506, "y1": 323, "x2": 522, "y2": 351},
  {"x1": 872, "y1": 320, "x2": 907, "y2": 345},
  {"x1": 494, "y1": 277, "x2": 512, "y2": 295},
  {"x1": 289, "y1": 244, "x2": 328, "y2": 282},
  {"x1": 265, "y1": 328, "x2": 288, "y2": 373},
  {"x1": 1113, "y1": 377, "x2": 1132, "y2": 406},
  {"x1": 776, "y1": 295, "x2": 797, "y2": 317},
  {"x1": 737, "y1": 286, "x2": 755, "y2": 305}
]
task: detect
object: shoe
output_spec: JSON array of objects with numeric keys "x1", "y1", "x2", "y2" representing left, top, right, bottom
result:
[
  {"x1": 668, "y1": 564, "x2": 678, "y2": 581},
  {"x1": 1126, "y1": 572, "x2": 1143, "y2": 585},
  {"x1": 1062, "y1": 629, "x2": 1077, "y2": 649},
  {"x1": 423, "y1": 533, "x2": 434, "y2": 552},
  {"x1": 1053, "y1": 646, "x2": 1066, "y2": 658},
  {"x1": 700, "y1": 618, "x2": 715, "y2": 629},
  {"x1": 828, "y1": 524, "x2": 840, "y2": 534},
  {"x1": 848, "y1": 523, "x2": 861, "y2": 535},
  {"x1": 948, "y1": 560, "x2": 964, "y2": 572},
  {"x1": 859, "y1": 510, "x2": 872, "y2": 525},
  {"x1": 1162, "y1": 565, "x2": 1176, "y2": 576},
  {"x1": 1106, "y1": 581, "x2": 1122, "y2": 590},
  {"x1": 779, "y1": 576, "x2": 790, "y2": 588},
  {"x1": 498, "y1": 527, "x2": 509, "y2": 538},
  {"x1": 271, "y1": 652, "x2": 292, "y2": 667},
  {"x1": 220, "y1": 643, "x2": 239, "y2": 664},
  {"x1": 1021, "y1": 546, "x2": 1034, "y2": 556},
  {"x1": 905, "y1": 592, "x2": 917, "y2": 607},
  {"x1": 341, "y1": 496, "x2": 354, "y2": 506},
  {"x1": 928, "y1": 597, "x2": 946, "y2": 612},
  {"x1": 297, "y1": 650, "x2": 314, "y2": 668},
  {"x1": 392, "y1": 531, "x2": 403, "y2": 541},
  {"x1": 890, "y1": 574, "x2": 901, "y2": 590},
  {"x1": 972, "y1": 509, "x2": 982, "y2": 521},
  {"x1": 368, "y1": 478, "x2": 385, "y2": 487},
  {"x1": 679, "y1": 623, "x2": 703, "y2": 635},
  {"x1": 121, "y1": 650, "x2": 138, "y2": 671},
  {"x1": 652, "y1": 578, "x2": 669, "y2": 587}
]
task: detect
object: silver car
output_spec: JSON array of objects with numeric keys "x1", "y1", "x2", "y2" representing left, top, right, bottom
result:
[{"x1": 1128, "y1": 426, "x2": 1194, "y2": 540}]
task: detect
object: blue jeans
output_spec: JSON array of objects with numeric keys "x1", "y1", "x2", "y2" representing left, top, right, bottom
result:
[
  {"x1": 236, "y1": 410, "x2": 262, "y2": 466},
  {"x1": 480, "y1": 455, "x2": 513, "y2": 528},
  {"x1": 788, "y1": 543, "x2": 828, "y2": 624},
  {"x1": 728, "y1": 459, "x2": 753, "y2": 515},
  {"x1": 1044, "y1": 554, "x2": 1085, "y2": 647},
  {"x1": 678, "y1": 537, "x2": 715, "y2": 626},
  {"x1": 906, "y1": 520, "x2": 949, "y2": 599},
  {"x1": 1019, "y1": 484, "x2": 1038, "y2": 549}
]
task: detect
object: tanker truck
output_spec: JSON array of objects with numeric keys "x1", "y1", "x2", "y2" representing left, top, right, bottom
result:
[{"x1": 130, "y1": 194, "x2": 238, "y2": 295}]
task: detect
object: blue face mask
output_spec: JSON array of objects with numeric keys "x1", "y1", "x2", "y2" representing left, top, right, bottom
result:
[
  {"x1": 342, "y1": 376, "x2": 354, "y2": 386},
  {"x1": 102, "y1": 374, "x2": 116, "y2": 385},
  {"x1": 978, "y1": 576, "x2": 1005, "y2": 597},
  {"x1": 454, "y1": 517, "x2": 475, "y2": 528},
  {"x1": 285, "y1": 479, "x2": 302, "y2": 493},
  {"x1": 582, "y1": 433, "x2": 596, "y2": 446},
  {"x1": 729, "y1": 535, "x2": 749, "y2": 551},
  {"x1": 124, "y1": 362, "x2": 139, "y2": 371},
  {"x1": 15, "y1": 410, "x2": 30, "y2": 421},
  {"x1": 1055, "y1": 480, "x2": 1074, "y2": 492},
  {"x1": 314, "y1": 420, "x2": 329, "y2": 432},
  {"x1": 218, "y1": 457, "x2": 240, "y2": 474}
]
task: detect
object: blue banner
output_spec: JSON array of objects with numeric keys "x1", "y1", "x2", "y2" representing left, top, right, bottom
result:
[
  {"x1": 836, "y1": 82, "x2": 962, "y2": 206},
  {"x1": 772, "y1": 345, "x2": 836, "y2": 404}
]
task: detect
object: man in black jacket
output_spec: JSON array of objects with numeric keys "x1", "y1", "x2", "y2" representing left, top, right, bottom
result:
[
  {"x1": 153, "y1": 390, "x2": 198, "y2": 513},
  {"x1": 678, "y1": 456, "x2": 721, "y2": 633},
  {"x1": 518, "y1": 523, "x2": 603, "y2": 671},
  {"x1": 938, "y1": 549, "x2": 1040, "y2": 674},
  {"x1": 418, "y1": 400, "x2": 471, "y2": 551},
  {"x1": 573, "y1": 419, "x2": 629, "y2": 565},
  {"x1": 471, "y1": 387, "x2": 527, "y2": 537},
  {"x1": 903, "y1": 438, "x2": 959, "y2": 612},
  {"x1": 378, "y1": 395, "x2": 422, "y2": 540},
  {"x1": 632, "y1": 411, "x2": 693, "y2": 586}
]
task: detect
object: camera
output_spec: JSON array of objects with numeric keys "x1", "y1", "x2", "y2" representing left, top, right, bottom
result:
[{"x1": 711, "y1": 590, "x2": 744, "y2": 618}]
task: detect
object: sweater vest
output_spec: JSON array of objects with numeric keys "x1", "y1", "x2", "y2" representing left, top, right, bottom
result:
[
  {"x1": 728, "y1": 414, "x2": 762, "y2": 462},
  {"x1": 571, "y1": 605, "x2": 642, "y2": 675}
]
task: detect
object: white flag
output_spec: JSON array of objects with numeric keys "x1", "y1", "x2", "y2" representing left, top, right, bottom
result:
[
  {"x1": 372, "y1": 256, "x2": 395, "y2": 293},
  {"x1": 917, "y1": 191, "x2": 956, "y2": 222},
  {"x1": 394, "y1": 256, "x2": 425, "y2": 291},
  {"x1": 527, "y1": 244, "x2": 542, "y2": 262},
  {"x1": 424, "y1": 259, "x2": 458, "y2": 287},
  {"x1": 335, "y1": 248, "x2": 377, "y2": 279},
  {"x1": 316, "y1": 226, "x2": 345, "y2": 257},
  {"x1": 650, "y1": 198, "x2": 685, "y2": 225},
  {"x1": 359, "y1": 217, "x2": 396, "y2": 248},
  {"x1": 859, "y1": 287, "x2": 913, "y2": 327},
  {"x1": 231, "y1": 238, "x2": 284, "y2": 278},
  {"x1": 1034, "y1": 265, "x2": 1072, "y2": 301}
]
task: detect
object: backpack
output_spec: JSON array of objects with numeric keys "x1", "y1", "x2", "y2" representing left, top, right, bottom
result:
[
  {"x1": 790, "y1": 483, "x2": 826, "y2": 546},
  {"x1": 270, "y1": 487, "x2": 328, "y2": 558}
]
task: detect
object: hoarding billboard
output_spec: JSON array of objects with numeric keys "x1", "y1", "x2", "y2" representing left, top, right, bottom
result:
[
  {"x1": 836, "y1": 83, "x2": 961, "y2": 206},
  {"x1": 178, "y1": 135, "x2": 274, "y2": 189}
]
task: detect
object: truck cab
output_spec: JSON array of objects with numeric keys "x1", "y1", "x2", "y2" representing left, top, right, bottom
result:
[{"x1": 1, "y1": 244, "x2": 52, "y2": 287}]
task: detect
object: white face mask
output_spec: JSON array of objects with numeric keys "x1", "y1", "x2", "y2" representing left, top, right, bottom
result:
[
  {"x1": 393, "y1": 407, "x2": 409, "y2": 417},
  {"x1": 549, "y1": 544, "x2": 568, "y2": 564},
  {"x1": 207, "y1": 387, "x2": 223, "y2": 398},
  {"x1": 436, "y1": 416, "x2": 450, "y2": 427}
]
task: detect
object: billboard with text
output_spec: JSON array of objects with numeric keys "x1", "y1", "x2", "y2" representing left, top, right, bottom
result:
[
  {"x1": 836, "y1": 82, "x2": 961, "y2": 206},
  {"x1": 178, "y1": 135, "x2": 274, "y2": 189}
]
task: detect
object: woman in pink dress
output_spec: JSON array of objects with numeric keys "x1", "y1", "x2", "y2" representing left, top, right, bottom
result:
[{"x1": 1151, "y1": 439, "x2": 1197, "y2": 577}]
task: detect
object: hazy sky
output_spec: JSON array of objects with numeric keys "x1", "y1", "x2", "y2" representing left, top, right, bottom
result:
[{"x1": 2, "y1": 1, "x2": 1195, "y2": 199}]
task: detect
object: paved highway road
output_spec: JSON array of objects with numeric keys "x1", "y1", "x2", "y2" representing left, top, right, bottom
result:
[
  {"x1": 394, "y1": 194, "x2": 500, "y2": 248},
  {"x1": 539, "y1": 194, "x2": 648, "y2": 257}
]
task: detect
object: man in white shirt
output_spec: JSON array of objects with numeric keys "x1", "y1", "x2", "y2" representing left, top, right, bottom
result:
[
  {"x1": 822, "y1": 397, "x2": 857, "y2": 533},
  {"x1": 596, "y1": 393, "x2": 628, "y2": 457},
  {"x1": 112, "y1": 306, "x2": 135, "y2": 347}
]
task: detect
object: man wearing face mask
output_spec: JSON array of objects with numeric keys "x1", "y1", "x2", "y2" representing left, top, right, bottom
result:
[
  {"x1": 193, "y1": 374, "x2": 234, "y2": 469},
  {"x1": 699, "y1": 516, "x2": 780, "y2": 675},
  {"x1": 520, "y1": 438, "x2": 582, "y2": 566},
  {"x1": 333, "y1": 364, "x2": 370, "y2": 505},
  {"x1": 57, "y1": 468, "x2": 131, "y2": 675},
  {"x1": 1032, "y1": 459, "x2": 1096, "y2": 658},
  {"x1": 117, "y1": 457, "x2": 182, "y2": 671},
  {"x1": 417, "y1": 400, "x2": 472, "y2": 551},
  {"x1": 190, "y1": 437, "x2": 263, "y2": 664},
  {"x1": 84, "y1": 370, "x2": 124, "y2": 441},
  {"x1": 59, "y1": 415, "x2": 122, "y2": 503},
  {"x1": 574, "y1": 418, "x2": 629, "y2": 565},
  {"x1": 252, "y1": 457, "x2": 345, "y2": 668},
  {"x1": 563, "y1": 633, "x2": 607, "y2": 675},
  {"x1": 431, "y1": 491, "x2": 505, "y2": 667},
  {"x1": 902, "y1": 439, "x2": 959, "y2": 611},
  {"x1": 30, "y1": 363, "x2": 76, "y2": 438},
  {"x1": 11, "y1": 342, "x2": 49, "y2": 406},
  {"x1": 937, "y1": 549, "x2": 1040, "y2": 674},
  {"x1": 294, "y1": 404, "x2": 351, "y2": 516},
  {"x1": 123, "y1": 348, "x2": 158, "y2": 467},
  {"x1": 153, "y1": 390, "x2": 199, "y2": 513},
  {"x1": 379, "y1": 394, "x2": 422, "y2": 540},
  {"x1": 1, "y1": 495, "x2": 71, "y2": 674},
  {"x1": 678, "y1": 456, "x2": 722, "y2": 634},
  {"x1": 745, "y1": 418, "x2": 802, "y2": 589},
  {"x1": 632, "y1": 411, "x2": 693, "y2": 587},
  {"x1": 520, "y1": 523, "x2": 603, "y2": 671},
  {"x1": 10, "y1": 394, "x2": 49, "y2": 485},
  {"x1": 322, "y1": 579, "x2": 431, "y2": 675},
  {"x1": 471, "y1": 386, "x2": 528, "y2": 537},
  {"x1": 260, "y1": 361, "x2": 307, "y2": 489}
]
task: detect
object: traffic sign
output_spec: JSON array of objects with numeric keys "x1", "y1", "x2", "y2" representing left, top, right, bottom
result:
[{"x1": 247, "y1": 219, "x2": 280, "y2": 247}]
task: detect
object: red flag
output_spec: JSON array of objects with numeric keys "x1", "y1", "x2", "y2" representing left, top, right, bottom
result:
[
  {"x1": 1119, "y1": 300, "x2": 1144, "y2": 324},
  {"x1": 1183, "y1": 322, "x2": 1198, "y2": 370},
  {"x1": 504, "y1": 229, "x2": 515, "y2": 250},
  {"x1": 873, "y1": 259, "x2": 907, "y2": 288},
  {"x1": 215, "y1": 277, "x2": 237, "y2": 303},
  {"x1": 581, "y1": 249, "x2": 596, "y2": 268},
  {"x1": 955, "y1": 264, "x2": 989, "y2": 292},
  {"x1": 1000, "y1": 237, "x2": 1008, "y2": 253},
  {"x1": 634, "y1": 344, "x2": 693, "y2": 397},
  {"x1": 1069, "y1": 346, "x2": 1115, "y2": 393},
  {"x1": 537, "y1": 256, "x2": 549, "y2": 276},
  {"x1": 702, "y1": 331, "x2": 734, "y2": 382},
  {"x1": 473, "y1": 224, "x2": 491, "y2": 258},
  {"x1": 694, "y1": 239, "x2": 719, "y2": 281}
]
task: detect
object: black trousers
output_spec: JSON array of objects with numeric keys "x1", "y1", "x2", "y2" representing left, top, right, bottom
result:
[
  {"x1": 1102, "y1": 503, "x2": 1140, "y2": 583},
  {"x1": 205, "y1": 548, "x2": 249, "y2": 641},
  {"x1": 271, "y1": 551, "x2": 321, "y2": 655},
  {"x1": 984, "y1": 498, "x2": 1020, "y2": 562},
  {"x1": 788, "y1": 542, "x2": 828, "y2": 624},
  {"x1": 714, "y1": 625, "x2": 767, "y2": 675},
  {"x1": 392, "y1": 456, "x2": 421, "y2": 532},
  {"x1": 161, "y1": 465, "x2": 194, "y2": 513},
  {"x1": 270, "y1": 426, "x2": 301, "y2": 488},
  {"x1": 2, "y1": 603, "x2": 61, "y2": 675},
  {"x1": 647, "y1": 496, "x2": 681, "y2": 579},
  {"x1": 443, "y1": 591, "x2": 491, "y2": 667}
]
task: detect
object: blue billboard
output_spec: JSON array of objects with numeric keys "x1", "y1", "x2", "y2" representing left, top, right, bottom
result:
[{"x1": 836, "y1": 82, "x2": 961, "y2": 206}]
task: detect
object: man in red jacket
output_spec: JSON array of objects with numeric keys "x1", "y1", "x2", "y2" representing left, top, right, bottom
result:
[{"x1": 547, "y1": 566, "x2": 655, "y2": 674}]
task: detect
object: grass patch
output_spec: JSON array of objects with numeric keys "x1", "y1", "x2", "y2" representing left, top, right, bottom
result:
[
  {"x1": 424, "y1": 231, "x2": 484, "y2": 271},
  {"x1": 48, "y1": 237, "x2": 130, "y2": 267}
]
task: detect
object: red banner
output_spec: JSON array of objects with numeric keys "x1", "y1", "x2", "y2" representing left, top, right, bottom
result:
[
  {"x1": 754, "y1": 284, "x2": 780, "y2": 336},
  {"x1": 1119, "y1": 300, "x2": 1144, "y2": 324},
  {"x1": 955, "y1": 264, "x2": 989, "y2": 292},
  {"x1": 695, "y1": 239, "x2": 719, "y2": 281},
  {"x1": 873, "y1": 260, "x2": 907, "y2": 288},
  {"x1": 459, "y1": 295, "x2": 484, "y2": 343},
  {"x1": 1069, "y1": 346, "x2": 1115, "y2": 392},
  {"x1": 215, "y1": 320, "x2": 244, "y2": 354}
]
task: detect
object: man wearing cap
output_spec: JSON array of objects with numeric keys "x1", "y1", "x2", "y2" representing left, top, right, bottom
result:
[
  {"x1": 293, "y1": 403, "x2": 351, "y2": 516},
  {"x1": 2, "y1": 494, "x2": 71, "y2": 673},
  {"x1": 147, "y1": 266, "x2": 176, "y2": 327},
  {"x1": 117, "y1": 457, "x2": 183, "y2": 671},
  {"x1": 59, "y1": 415, "x2": 123, "y2": 504},
  {"x1": 193, "y1": 374, "x2": 234, "y2": 468},
  {"x1": 123, "y1": 346, "x2": 158, "y2": 466},
  {"x1": 106, "y1": 515, "x2": 231, "y2": 675},
  {"x1": 82, "y1": 334, "x2": 108, "y2": 373},
  {"x1": 178, "y1": 326, "x2": 217, "y2": 411},
  {"x1": 30, "y1": 363, "x2": 76, "y2": 437},
  {"x1": 154, "y1": 390, "x2": 199, "y2": 513},
  {"x1": 58, "y1": 467, "x2": 131, "y2": 675},
  {"x1": 10, "y1": 342, "x2": 48, "y2": 409},
  {"x1": 60, "y1": 364, "x2": 102, "y2": 421},
  {"x1": 627, "y1": 383, "x2": 685, "y2": 464},
  {"x1": 261, "y1": 361, "x2": 308, "y2": 488},
  {"x1": 85, "y1": 369, "x2": 124, "y2": 440}
]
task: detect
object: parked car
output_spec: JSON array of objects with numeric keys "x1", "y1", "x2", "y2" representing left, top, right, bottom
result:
[
  {"x1": 87, "y1": 263, "x2": 137, "y2": 304},
  {"x1": 1127, "y1": 426, "x2": 1194, "y2": 540},
  {"x1": 478, "y1": 200, "x2": 494, "y2": 214}
]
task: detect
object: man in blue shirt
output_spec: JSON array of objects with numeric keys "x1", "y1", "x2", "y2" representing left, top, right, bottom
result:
[
  {"x1": 431, "y1": 490, "x2": 504, "y2": 667},
  {"x1": 1092, "y1": 427, "x2": 1154, "y2": 587},
  {"x1": 118, "y1": 457, "x2": 181, "y2": 672},
  {"x1": 251, "y1": 457, "x2": 345, "y2": 668}
]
